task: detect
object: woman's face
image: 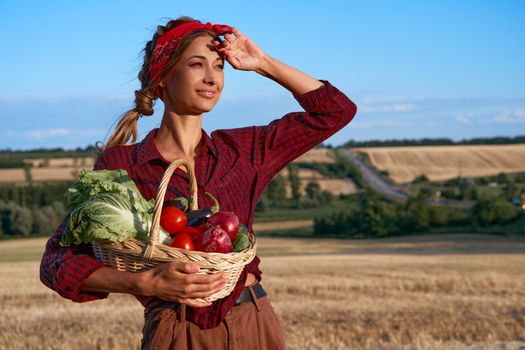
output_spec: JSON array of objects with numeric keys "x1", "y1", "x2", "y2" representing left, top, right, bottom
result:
[{"x1": 160, "y1": 35, "x2": 225, "y2": 115}]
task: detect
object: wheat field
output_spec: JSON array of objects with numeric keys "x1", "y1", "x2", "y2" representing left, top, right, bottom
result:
[
  {"x1": 352, "y1": 144, "x2": 525, "y2": 184},
  {"x1": 0, "y1": 169, "x2": 26, "y2": 183},
  {"x1": 1, "y1": 234, "x2": 524, "y2": 350},
  {"x1": 293, "y1": 149, "x2": 336, "y2": 163},
  {"x1": 23, "y1": 157, "x2": 95, "y2": 168},
  {"x1": 278, "y1": 167, "x2": 358, "y2": 197}
]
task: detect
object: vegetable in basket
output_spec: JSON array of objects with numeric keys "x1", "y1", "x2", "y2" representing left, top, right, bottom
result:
[
  {"x1": 169, "y1": 232, "x2": 196, "y2": 250},
  {"x1": 186, "y1": 207, "x2": 214, "y2": 227},
  {"x1": 233, "y1": 224, "x2": 250, "y2": 252},
  {"x1": 174, "y1": 227, "x2": 202, "y2": 250},
  {"x1": 160, "y1": 206, "x2": 187, "y2": 235},
  {"x1": 60, "y1": 169, "x2": 154, "y2": 246},
  {"x1": 201, "y1": 225, "x2": 233, "y2": 253},
  {"x1": 209, "y1": 211, "x2": 239, "y2": 241}
]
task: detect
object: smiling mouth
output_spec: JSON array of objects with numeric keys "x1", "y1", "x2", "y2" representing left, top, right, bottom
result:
[{"x1": 196, "y1": 90, "x2": 216, "y2": 98}]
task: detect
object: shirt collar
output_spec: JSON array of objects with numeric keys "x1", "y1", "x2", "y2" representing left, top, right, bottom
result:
[{"x1": 136, "y1": 128, "x2": 217, "y2": 166}]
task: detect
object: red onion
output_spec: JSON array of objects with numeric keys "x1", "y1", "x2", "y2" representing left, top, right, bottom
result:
[
  {"x1": 201, "y1": 225, "x2": 233, "y2": 253},
  {"x1": 209, "y1": 211, "x2": 239, "y2": 241}
]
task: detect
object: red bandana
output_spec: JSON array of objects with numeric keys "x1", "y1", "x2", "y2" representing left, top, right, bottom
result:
[{"x1": 149, "y1": 21, "x2": 233, "y2": 95}]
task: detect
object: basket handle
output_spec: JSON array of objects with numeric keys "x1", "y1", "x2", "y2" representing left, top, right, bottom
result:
[{"x1": 143, "y1": 159, "x2": 198, "y2": 260}]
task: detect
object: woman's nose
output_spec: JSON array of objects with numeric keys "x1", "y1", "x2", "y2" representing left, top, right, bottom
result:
[{"x1": 203, "y1": 66, "x2": 220, "y2": 85}]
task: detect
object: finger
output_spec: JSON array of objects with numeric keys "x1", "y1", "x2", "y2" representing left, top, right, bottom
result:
[
  {"x1": 184, "y1": 276, "x2": 226, "y2": 295},
  {"x1": 223, "y1": 33, "x2": 235, "y2": 44},
  {"x1": 176, "y1": 262, "x2": 201, "y2": 274},
  {"x1": 231, "y1": 27, "x2": 244, "y2": 39},
  {"x1": 185, "y1": 271, "x2": 227, "y2": 286},
  {"x1": 212, "y1": 38, "x2": 226, "y2": 47}
]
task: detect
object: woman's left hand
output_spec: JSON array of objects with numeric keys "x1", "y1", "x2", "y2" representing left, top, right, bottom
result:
[{"x1": 213, "y1": 28, "x2": 268, "y2": 72}]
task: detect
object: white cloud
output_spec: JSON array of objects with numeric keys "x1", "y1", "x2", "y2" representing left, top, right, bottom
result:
[
  {"x1": 360, "y1": 94, "x2": 428, "y2": 104},
  {"x1": 29, "y1": 128, "x2": 71, "y2": 139},
  {"x1": 456, "y1": 114, "x2": 472, "y2": 124},
  {"x1": 494, "y1": 109, "x2": 525, "y2": 124},
  {"x1": 2, "y1": 128, "x2": 104, "y2": 140},
  {"x1": 360, "y1": 103, "x2": 416, "y2": 113},
  {"x1": 351, "y1": 119, "x2": 411, "y2": 129},
  {"x1": 514, "y1": 109, "x2": 525, "y2": 118}
]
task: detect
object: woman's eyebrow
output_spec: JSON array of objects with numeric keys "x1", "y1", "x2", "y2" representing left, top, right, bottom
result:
[{"x1": 187, "y1": 55, "x2": 222, "y2": 61}]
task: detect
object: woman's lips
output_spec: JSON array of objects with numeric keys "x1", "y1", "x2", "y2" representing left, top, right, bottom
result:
[{"x1": 196, "y1": 90, "x2": 215, "y2": 99}]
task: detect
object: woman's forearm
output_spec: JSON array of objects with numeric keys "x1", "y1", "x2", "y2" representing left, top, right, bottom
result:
[
  {"x1": 80, "y1": 266, "x2": 147, "y2": 295},
  {"x1": 80, "y1": 262, "x2": 226, "y2": 307},
  {"x1": 255, "y1": 55, "x2": 323, "y2": 96}
]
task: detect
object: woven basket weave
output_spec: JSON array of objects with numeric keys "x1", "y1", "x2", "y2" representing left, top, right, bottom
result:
[{"x1": 92, "y1": 159, "x2": 257, "y2": 302}]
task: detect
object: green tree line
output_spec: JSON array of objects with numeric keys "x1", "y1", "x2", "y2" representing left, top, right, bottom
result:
[
  {"x1": 0, "y1": 183, "x2": 71, "y2": 208},
  {"x1": 314, "y1": 192, "x2": 523, "y2": 238},
  {"x1": 0, "y1": 183, "x2": 72, "y2": 237},
  {"x1": 0, "y1": 200, "x2": 66, "y2": 237}
]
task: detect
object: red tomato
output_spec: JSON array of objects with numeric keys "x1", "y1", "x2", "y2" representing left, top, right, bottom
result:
[
  {"x1": 178, "y1": 227, "x2": 203, "y2": 250},
  {"x1": 169, "y1": 232, "x2": 196, "y2": 250},
  {"x1": 160, "y1": 206, "x2": 187, "y2": 235}
]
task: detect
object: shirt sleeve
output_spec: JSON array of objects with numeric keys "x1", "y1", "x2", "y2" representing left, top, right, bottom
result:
[
  {"x1": 39, "y1": 155, "x2": 110, "y2": 302},
  {"x1": 252, "y1": 79, "x2": 357, "y2": 199}
]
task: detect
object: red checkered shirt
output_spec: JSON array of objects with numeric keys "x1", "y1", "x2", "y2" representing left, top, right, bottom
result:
[{"x1": 39, "y1": 79, "x2": 357, "y2": 329}]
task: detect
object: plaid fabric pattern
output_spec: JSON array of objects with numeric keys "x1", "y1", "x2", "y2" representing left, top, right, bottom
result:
[{"x1": 39, "y1": 79, "x2": 357, "y2": 329}]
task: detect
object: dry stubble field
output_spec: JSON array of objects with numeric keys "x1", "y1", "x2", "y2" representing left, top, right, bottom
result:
[
  {"x1": 1, "y1": 234, "x2": 524, "y2": 350},
  {"x1": 352, "y1": 144, "x2": 525, "y2": 184}
]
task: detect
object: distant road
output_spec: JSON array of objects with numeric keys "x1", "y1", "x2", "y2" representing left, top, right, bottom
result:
[{"x1": 338, "y1": 149, "x2": 409, "y2": 202}]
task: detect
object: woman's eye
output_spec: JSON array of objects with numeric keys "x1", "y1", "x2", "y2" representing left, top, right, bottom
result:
[
  {"x1": 216, "y1": 65, "x2": 224, "y2": 70},
  {"x1": 191, "y1": 63, "x2": 202, "y2": 67}
]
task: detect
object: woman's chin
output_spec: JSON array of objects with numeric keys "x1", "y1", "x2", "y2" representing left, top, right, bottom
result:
[{"x1": 196, "y1": 102, "x2": 218, "y2": 113}]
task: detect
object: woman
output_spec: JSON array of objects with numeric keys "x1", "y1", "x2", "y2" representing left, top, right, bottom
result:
[{"x1": 40, "y1": 16, "x2": 357, "y2": 349}]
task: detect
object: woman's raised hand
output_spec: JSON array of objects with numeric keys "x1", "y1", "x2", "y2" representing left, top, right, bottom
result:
[
  {"x1": 212, "y1": 28, "x2": 267, "y2": 72},
  {"x1": 141, "y1": 262, "x2": 228, "y2": 308}
]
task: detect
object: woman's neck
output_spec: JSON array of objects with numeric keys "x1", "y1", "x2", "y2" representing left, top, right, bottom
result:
[{"x1": 154, "y1": 111, "x2": 203, "y2": 163}]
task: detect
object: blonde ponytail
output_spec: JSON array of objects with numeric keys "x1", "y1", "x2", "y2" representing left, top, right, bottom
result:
[
  {"x1": 104, "y1": 109, "x2": 141, "y2": 149},
  {"x1": 103, "y1": 88, "x2": 156, "y2": 150}
]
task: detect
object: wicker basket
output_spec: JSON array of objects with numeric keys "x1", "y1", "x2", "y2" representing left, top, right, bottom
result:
[{"x1": 92, "y1": 159, "x2": 257, "y2": 302}]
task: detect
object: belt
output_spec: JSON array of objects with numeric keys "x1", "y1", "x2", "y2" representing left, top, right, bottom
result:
[{"x1": 234, "y1": 282, "x2": 267, "y2": 306}]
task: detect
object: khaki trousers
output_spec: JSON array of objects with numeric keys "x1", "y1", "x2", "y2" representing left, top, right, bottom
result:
[{"x1": 140, "y1": 294, "x2": 286, "y2": 350}]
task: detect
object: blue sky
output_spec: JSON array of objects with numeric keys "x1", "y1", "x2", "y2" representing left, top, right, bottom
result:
[{"x1": 0, "y1": 0, "x2": 524, "y2": 150}]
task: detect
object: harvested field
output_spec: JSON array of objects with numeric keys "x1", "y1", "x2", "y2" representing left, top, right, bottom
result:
[
  {"x1": 294, "y1": 148, "x2": 335, "y2": 163},
  {"x1": 23, "y1": 157, "x2": 95, "y2": 168},
  {"x1": 283, "y1": 178, "x2": 358, "y2": 197},
  {"x1": 278, "y1": 168, "x2": 358, "y2": 197},
  {"x1": 316, "y1": 178, "x2": 358, "y2": 195},
  {"x1": 279, "y1": 167, "x2": 324, "y2": 179},
  {"x1": 30, "y1": 167, "x2": 88, "y2": 181},
  {"x1": 1, "y1": 234, "x2": 524, "y2": 349},
  {"x1": 353, "y1": 144, "x2": 525, "y2": 184},
  {"x1": 253, "y1": 219, "x2": 313, "y2": 232},
  {"x1": 0, "y1": 168, "x2": 26, "y2": 183}
]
